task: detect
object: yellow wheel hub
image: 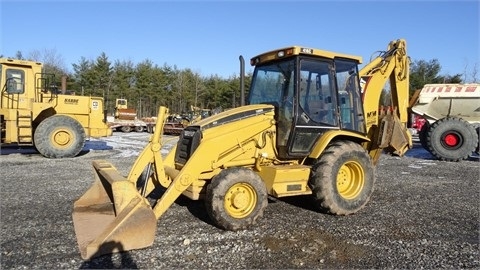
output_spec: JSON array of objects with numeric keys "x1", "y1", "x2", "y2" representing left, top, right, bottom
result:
[
  {"x1": 51, "y1": 129, "x2": 73, "y2": 149},
  {"x1": 337, "y1": 161, "x2": 365, "y2": 200},
  {"x1": 224, "y1": 183, "x2": 257, "y2": 219}
]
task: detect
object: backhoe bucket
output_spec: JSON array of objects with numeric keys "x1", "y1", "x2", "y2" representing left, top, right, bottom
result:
[
  {"x1": 72, "y1": 160, "x2": 157, "y2": 260},
  {"x1": 378, "y1": 107, "x2": 413, "y2": 156}
]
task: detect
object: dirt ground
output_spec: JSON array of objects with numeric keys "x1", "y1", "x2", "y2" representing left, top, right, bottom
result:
[{"x1": 1, "y1": 133, "x2": 478, "y2": 269}]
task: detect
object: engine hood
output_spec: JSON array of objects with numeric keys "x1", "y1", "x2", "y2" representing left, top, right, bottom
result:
[{"x1": 191, "y1": 104, "x2": 275, "y2": 131}]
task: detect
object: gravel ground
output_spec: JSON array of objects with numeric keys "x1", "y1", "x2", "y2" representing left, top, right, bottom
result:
[{"x1": 1, "y1": 132, "x2": 479, "y2": 269}]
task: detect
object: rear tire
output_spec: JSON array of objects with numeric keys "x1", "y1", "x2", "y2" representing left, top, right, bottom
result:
[
  {"x1": 426, "y1": 117, "x2": 477, "y2": 161},
  {"x1": 135, "y1": 126, "x2": 144, "y2": 132},
  {"x1": 205, "y1": 168, "x2": 268, "y2": 231},
  {"x1": 34, "y1": 115, "x2": 86, "y2": 158},
  {"x1": 121, "y1": 126, "x2": 132, "y2": 133},
  {"x1": 309, "y1": 141, "x2": 375, "y2": 215}
]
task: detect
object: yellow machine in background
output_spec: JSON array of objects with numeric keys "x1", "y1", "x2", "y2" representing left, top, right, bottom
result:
[
  {"x1": 0, "y1": 58, "x2": 112, "y2": 158},
  {"x1": 106, "y1": 98, "x2": 155, "y2": 133},
  {"x1": 73, "y1": 39, "x2": 412, "y2": 259}
]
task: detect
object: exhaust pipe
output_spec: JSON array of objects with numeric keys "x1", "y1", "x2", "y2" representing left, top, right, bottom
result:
[
  {"x1": 61, "y1": 75, "x2": 67, "y2": 94},
  {"x1": 239, "y1": 55, "x2": 245, "y2": 106}
]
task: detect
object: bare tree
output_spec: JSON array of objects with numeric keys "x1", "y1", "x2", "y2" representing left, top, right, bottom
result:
[
  {"x1": 27, "y1": 48, "x2": 68, "y2": 75},
  {"x1": 463, "y1": 59, "x2": 469, "y2": 83},
  {"x1": 15, "y1": 51, "x2": 24, "y2": 60},
  {"x1": 462, "y1": 59, "x2": 480, "y2": 83},
  {"x1": 471, "y1": 62, "x2": 478, "y2": 83}
]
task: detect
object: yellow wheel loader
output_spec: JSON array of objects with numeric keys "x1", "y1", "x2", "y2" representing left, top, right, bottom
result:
[
  {"x1": 73, "y1": 39, "x2": 412, "y2": 259},
  {"x1": 0, "y1": 58, "x2": 112, "y2": 158}
]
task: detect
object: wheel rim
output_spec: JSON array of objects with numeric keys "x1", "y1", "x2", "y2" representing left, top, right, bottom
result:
[
  {"x1": 50, "y1": 128, "x2": 73, "y2": 149},
  {"x1": 337, "y1": 161, "x2": 365, "y2": 200},
  {"x1": 441, "y1": 131, "x2": 462, "y2": 148},
  {"x1": 224, "y1": 183, "x2": 257, "y2": 219}
]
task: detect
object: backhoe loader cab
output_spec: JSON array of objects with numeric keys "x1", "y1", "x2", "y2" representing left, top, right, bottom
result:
[
  {"x1": 247, "y1": 46, "x2": 366, "y2": 159},
  {"x1": 73, "y1": 40, "x2": 412, "y2": 259}
]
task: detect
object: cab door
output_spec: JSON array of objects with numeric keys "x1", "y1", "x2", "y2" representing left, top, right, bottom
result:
[
  {"x1": 287, "y1": 58, "x2": 338, "y2": 157},
  {"x1": 286, "y1": 58, "x2": 364, "y2": 157}
]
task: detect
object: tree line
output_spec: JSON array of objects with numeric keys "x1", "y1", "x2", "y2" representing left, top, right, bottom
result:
[
  {"x1": 9, "y1": 50, "x2": 249, "y2": 118},
  {"x1": 5, "y1": 49, "x2": 478, "y2": 118},
  {"x1": 68, "y1": 53, "x2": 250, "y2": 118}
]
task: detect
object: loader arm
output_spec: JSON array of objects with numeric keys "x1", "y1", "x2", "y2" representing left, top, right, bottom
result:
[
  {"x1": 359, "y1": 39, "x2": 412, "y2": 163},
  {"x1": 126, "y1": 106, "x2": 169, "y2": 194},
  {"x1": 72, "y1": 104, "x2": 276, "y2": 259}
]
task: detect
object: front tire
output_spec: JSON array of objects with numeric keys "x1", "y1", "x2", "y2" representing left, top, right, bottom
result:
[
  {"x1": 34, "y1": 115, "x2": 86, "y2": 158},
  {"x1": 426, "y1": 117, "x2": 477, "y2": 161},
  {"x1": 309, "y1": 141, "x2": 375, "y2": 215},
  {"x1": 205, "y1": 168, "x2": 268, "y2": 231}
]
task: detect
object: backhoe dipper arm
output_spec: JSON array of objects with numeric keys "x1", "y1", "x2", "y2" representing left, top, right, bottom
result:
[{"x1": 359, "y1": 39, "x2": 412, "y2": 162}]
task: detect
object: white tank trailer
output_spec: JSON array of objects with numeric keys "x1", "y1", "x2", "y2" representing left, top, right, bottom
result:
[{"x1": 411, "y1": 83, "x2": 480, "y2": 161}]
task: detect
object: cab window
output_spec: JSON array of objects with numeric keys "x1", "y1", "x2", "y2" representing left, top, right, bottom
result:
[
  {"x1": 335, "y1": 59, "x2": 365, "y2": 133},
  {"x1": 298, "y1": 59, "x2": 337, "y2": 126},
  {"x1": 6, "y1": 69, "x2": 25, "y2": 94}
]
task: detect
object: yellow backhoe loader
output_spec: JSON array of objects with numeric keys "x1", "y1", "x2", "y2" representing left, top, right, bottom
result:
[
  {"x1": 0, "y1": 58, "x2": 112, "y2": 158},
  {"x1": 73, "y1": 39, "x2": 412, "y2": 259}
]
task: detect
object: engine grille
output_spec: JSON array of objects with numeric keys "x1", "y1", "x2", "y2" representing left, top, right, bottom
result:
[{"x1": 174, "y1": 126, "x2": 202, "y2": 165}]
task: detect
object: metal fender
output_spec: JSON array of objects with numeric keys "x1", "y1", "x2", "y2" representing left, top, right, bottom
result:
[{"x1": 308, "y1": 130, "x2": 370, "y2": 159}]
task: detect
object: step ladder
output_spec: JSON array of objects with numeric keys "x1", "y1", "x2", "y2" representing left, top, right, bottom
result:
[{"x1": 17, "y1": 110, "x2": 33, "y2": 145}]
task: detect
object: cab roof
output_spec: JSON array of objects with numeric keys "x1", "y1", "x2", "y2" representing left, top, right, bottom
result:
[
  {"x1": 0, "y1": 58, "x2": 43, "y2": 67},
  {"x1": 250, "y1": 46, "x2": 363, "y2": 66}
]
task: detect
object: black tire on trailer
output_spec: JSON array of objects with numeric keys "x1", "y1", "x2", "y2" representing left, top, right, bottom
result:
[
  {"x1": 426, "y1": 117, "x2": 478, "y2": 161},
  {"x1": 205, "y1": 167, "x2": 268, "y2": 231},
  {"x1": 418, "y1": 121, "x2": 430, "y2": 151},
  {"x1": 475, "y1": 126, "x2": 480, "y2": 154},
  {"x1": 309, "y1": 140, "x2": 375, "y2": 215},
  {"x1": 135, "y1": 126, "x2": 144, "y2": 132},
  {"x1": 121, "y1": 126, "x2": 132, "y2": 133},
  {"x1": 34, "y1": 115, "x2": 86, "y2": 158},
  {"x1": 146, "y1": 125, "x2": 153, "y2": 133}
]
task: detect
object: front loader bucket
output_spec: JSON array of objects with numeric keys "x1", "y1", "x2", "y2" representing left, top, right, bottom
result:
[{"x1": 72, "y1": 160, "x2": 157, "y2": 260}]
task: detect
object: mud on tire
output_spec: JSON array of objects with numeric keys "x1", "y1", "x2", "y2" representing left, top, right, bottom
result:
[
  {"x1": 34, "y1": 115, "x2": 86, "y2": 158},
  {"x1": 205, "y1": 167, "x2": 268, "y2": 231},
  {"x1": 309, "y1": 140, "x2": 375, "y2": 215}
]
